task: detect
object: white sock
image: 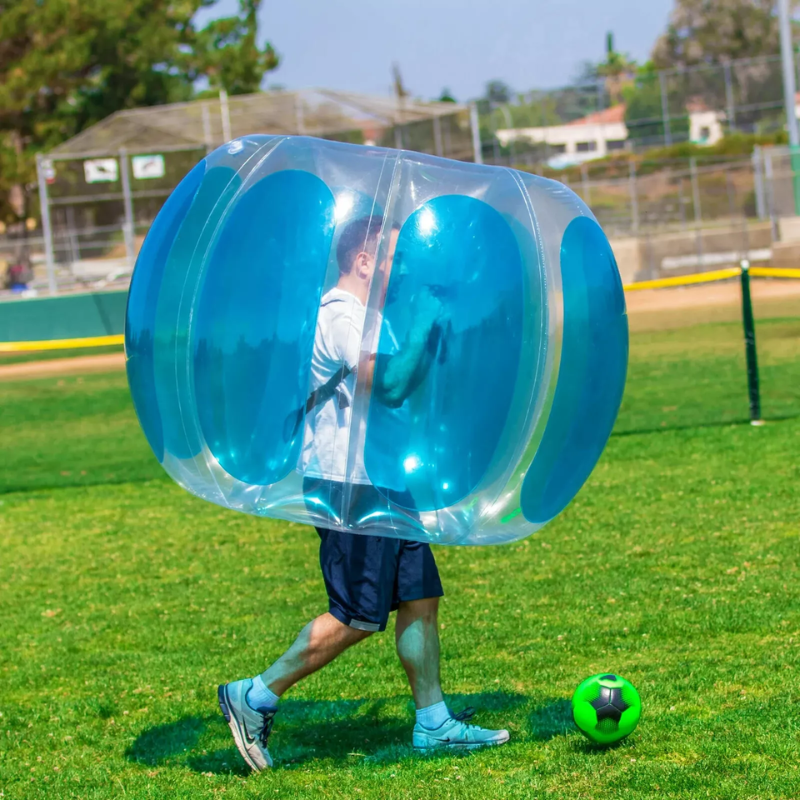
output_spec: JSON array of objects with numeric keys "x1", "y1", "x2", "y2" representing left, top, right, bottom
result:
[
  {"x1": 416, "y1": 700, "x2": 450, "y2": 730},
  {"x1": 246, "y1": 675, "x2": 280, "y2": 710}
]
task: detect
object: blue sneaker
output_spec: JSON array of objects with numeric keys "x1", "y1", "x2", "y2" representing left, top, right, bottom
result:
[
  {"x1": 218, "y1": 679, "x2": 277, "y2": 771},
  {"x1": 413, "y1": 708, "x2": 510, "y2": 751}
]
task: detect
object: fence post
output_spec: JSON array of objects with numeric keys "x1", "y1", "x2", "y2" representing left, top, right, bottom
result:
[
  {"x1": 724, "y1": 61, "x2": 736, "y2": 132},
  {"x1": 726, "y1": 168, "x2": 737, "y2": 217},
  {"x1": 219, "y1": 89, "x2": 232, "y2": 143},
  {"x1": 764, "y1": 150, "x2": 779, "y2": 241},
  {"x1": 581, "y1": 163, "x2": 591, "y2": 206},
  {"x1": 690, "y1": 156, "x2": 704, "y2": 264},
  {"x1": 119, "y1": 148, "x2": 136, "y2": 272},
  {"x1": 739, "y1": 260, "x2": 762, "y2": 424},
  {"x1": 202, "y1": 103, "x2": 213, "y2": 153},
  {"x1": 629, "y1": 159, "x2": 639, "y2": 233},
  {"x1": 498, "y1": 104, "x2": 514, "y2": 166},
  {"x1": 677, "y1": 176, "x2": 688, "y2": 229},
  {"x1": 469, "y1": 102, "x2": 483, "y2": 164},
  {"x1": 690, "y1": 157, "x2": 702, "y2": 223},
  {"x1": 752, "y1": 146, "x2": 767, "y2": 220},
  {"x1": 35, "y1": 153, "x2": 57, "y2": 295},
  {"x1": 433, "y1": 115, "x2": 444, "y2": 157},
  {"x1": 779, "y1": 0, "x2": 800, "y2": 214},
  {"x1": 294, "y1": 93, "x2": 306, "y2": 135},
  {"x1": 659, "y1": 71, "x2": 672, "y2": 146}
]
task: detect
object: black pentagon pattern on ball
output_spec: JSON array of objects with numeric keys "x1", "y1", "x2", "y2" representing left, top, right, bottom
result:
[
  {"x1": 590, "y1": 686, "x2": 631, "y2": 728},
  {"x1": 601, "y1": 674, "x2": 617, "y2": 681}
]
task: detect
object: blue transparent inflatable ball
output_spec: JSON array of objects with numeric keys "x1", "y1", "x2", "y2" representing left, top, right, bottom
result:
[{"x1": 125, "y1": 136, "x2": 628, "y2": 545}]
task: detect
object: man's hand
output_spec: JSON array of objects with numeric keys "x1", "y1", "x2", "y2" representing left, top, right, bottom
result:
[
  {"x1": 373, "y1": 286, "x2": 449, "y2": 409},
  {"x1": 412, "y1": 285, "x2": 445, "y2": 337}
]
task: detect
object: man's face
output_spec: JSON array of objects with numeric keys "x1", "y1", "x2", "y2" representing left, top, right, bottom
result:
[{"x1": 376, "y1": 228, "x2": 400, "y2": 298}]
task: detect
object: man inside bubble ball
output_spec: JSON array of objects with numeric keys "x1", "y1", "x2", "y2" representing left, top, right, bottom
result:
[{"x1": 218, "y1": 215, "x2": 510, "y2": 770}]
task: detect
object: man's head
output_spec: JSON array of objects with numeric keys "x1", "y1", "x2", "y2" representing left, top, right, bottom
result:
[
  {"x1": 337, "y1": 216, "x2": 384, "y2": 280},
  {"x1": 336, "y1": 216, "x2": 400, "y2": 302}
]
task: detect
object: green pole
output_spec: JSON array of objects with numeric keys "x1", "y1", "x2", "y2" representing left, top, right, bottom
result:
[{"x1": 739, "y1": 260, "x2": 762, "y2": 425}]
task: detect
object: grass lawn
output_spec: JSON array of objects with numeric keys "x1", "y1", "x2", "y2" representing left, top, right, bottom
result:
[{"x1": 1, "y1": 312, "x2": 799, "y2": 799}]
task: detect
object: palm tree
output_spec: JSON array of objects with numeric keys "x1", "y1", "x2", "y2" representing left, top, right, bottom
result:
[{"x1": 596, "y1": 33, "x2": 637, "y2": 106}]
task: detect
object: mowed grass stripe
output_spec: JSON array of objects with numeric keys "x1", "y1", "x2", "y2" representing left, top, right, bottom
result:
[{"x1": 0, "y1": 314, "x2": 799, "y2": 799}]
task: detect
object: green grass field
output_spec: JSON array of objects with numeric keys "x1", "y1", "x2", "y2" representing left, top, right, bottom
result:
[
  {"x1": 1, "y1": 308, "x2": 799, "y2": 799},
  {"x1": 0, "y1": 345, "x2": 123, "y2": 366}
]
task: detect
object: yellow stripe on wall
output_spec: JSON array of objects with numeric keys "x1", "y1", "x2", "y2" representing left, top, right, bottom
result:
[
  {"x1": 0, "y1": 334, "x2": 124, "y2": 353},
  {"x1": 624, "y1": 267, "x2": 742, "y2": 292},
  {"x1": 2, "y1": 267, "x2": 799, "y2": 352},
  {"x1": 748, "y1": 267, "x2": 800, "y2": 279}
]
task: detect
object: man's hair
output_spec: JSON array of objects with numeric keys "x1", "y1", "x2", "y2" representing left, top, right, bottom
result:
[{"x1": 336, "y1": 215, "x2": 385, "y2": 275}]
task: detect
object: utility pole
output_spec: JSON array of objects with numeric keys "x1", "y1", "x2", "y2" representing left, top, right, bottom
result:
[
  {"x1": 779, "y1": 0, "x2": 800, "y2": 213},
  {"x1": 780, "y1": 0, "x2": 799, "y2": 147}
]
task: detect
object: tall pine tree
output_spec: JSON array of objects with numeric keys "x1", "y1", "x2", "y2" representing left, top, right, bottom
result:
[{"x1": 0, "y1": 0, "x2": 278, "y2": 221}]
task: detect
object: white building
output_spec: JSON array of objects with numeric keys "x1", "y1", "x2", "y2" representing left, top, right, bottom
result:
[
  {"x1": 496, "y1": 105, "x2": 629, "y2": 167},
  {"x1": 496, "y1": 102, "x2": 727, "y2": 167}
]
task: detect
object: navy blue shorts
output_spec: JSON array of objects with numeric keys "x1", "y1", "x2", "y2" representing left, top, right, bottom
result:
[{"x1": 304, "y1": 479, "x2": 443, "y2": 632}]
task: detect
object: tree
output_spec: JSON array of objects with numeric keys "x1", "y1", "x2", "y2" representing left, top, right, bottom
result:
[
  {"x1": 652, "y1": 0, "x2": 800, "y2": 68},
  {"x1": 392, "y1": 63, "x2": 409, "y2": 101},
  {"x1": 192, "y1": 1, "x2": 278, "y2": 97},
  {"x1": 0, "y1": 0, "x2": 278, "y2": 222},
  {"x1": 624, "y1": 64, "x2": 691, "y2": 146},
  {"x1": 596, "y1": 32, "x2": 636, "y2": 105},
  {"x1": 437, "y1": 89, "x2": 457, "y2": 103},
  {"x1": 484, "y1": 80, "x2": 513, "y2": 105}
]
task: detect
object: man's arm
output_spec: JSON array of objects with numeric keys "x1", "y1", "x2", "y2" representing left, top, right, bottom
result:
[{"x1": 367, "y1": 288, "x2": 444, "y2": 409}]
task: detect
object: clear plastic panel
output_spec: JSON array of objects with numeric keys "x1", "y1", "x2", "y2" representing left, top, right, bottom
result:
[
  {"x1": 125, "y1": 136, "x2": 628, "y2": 545},
  {"x1": 125, "y1": 160, "x2": 206, "y2": 462},
  {"x1": 520, "y1": 217, "x2": 628, "y2": 524},
  {"x1": 192, "y1": 169, "x2": 335, "y2": 485},
  {"x1": 364, "y1": 195, "x2": 525, "y2": 512}
]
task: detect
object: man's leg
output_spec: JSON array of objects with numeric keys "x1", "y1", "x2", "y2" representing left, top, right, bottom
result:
[
  {"x1": 260, "y1": 611, "x2": 372, "y2": 697},
  {"x1": 395, "y1": 597, "x2": 444, "y2": 709},
  {"x1": 218, "y1": 611, "x2": 372, "y2": 772},
  {"x1": 391, "y1": 542, "x2": 510, "y2": 751},
  {"x1": 219, "y1": 520, "x2": 394, "y2": 772}
]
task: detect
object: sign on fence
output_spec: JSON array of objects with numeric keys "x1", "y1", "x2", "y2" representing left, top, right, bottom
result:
[
  {"x1": 84, "y1": 159, "x2": 119, "y2": 184},
  {"x1": 132, "y1": 154, "x2": 165, "y2": 180},
  {"x1": 41, "y1": 159, "x2": 56, "y2": 185}
]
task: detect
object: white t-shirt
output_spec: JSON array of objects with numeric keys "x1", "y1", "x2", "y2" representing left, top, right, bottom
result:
[{"x1": 299, "y1": 287, "x2": 408, "y2": 490}]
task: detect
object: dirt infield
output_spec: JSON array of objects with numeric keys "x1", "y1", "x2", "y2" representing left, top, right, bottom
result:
[
  {"x1": 0, "y1": 352, "x2": 125, "y2": 380},
  {"x1": 626, "y1": 277, "x2": 800, "y2": 331}
]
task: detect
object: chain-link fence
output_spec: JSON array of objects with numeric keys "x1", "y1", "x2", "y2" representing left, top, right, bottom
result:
[
  {"x1": 3, "y1": 147, "x2": 796, "y2": 298},
  {"x1": 562, "y1": 155, "x2": 760, "y2": 236},
  {"x1": 486, "y1": 53, "x2": 796, "y2": 159},
  {"x1": 5, "y1": 95, "x2": 800, "y2": 301},
  {"x1": 30, "y1": 145, "x2": 206, "y2": 295},
  {"x1": 10, "y1": 89, "x2": 476, "y2": 297}
]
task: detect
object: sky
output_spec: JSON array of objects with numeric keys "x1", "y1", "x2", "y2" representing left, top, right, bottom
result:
[{"x1": 196, "y1": 0, "x2": 676, "y2": 101}]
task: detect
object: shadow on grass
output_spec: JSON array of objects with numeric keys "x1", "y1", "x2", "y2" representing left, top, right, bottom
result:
[
  {"x1": 528, "y1": 698, "x2": 574, "y2": 741},
  {"x1": 572, "y1": 737, "x2": 635, "y2": 754},
  {"x1": 126, "y1": 691, "x2": 531, "y2": 774},
  {"x1": 613, "y1": 411, "x2": 800, "y2": 438}
]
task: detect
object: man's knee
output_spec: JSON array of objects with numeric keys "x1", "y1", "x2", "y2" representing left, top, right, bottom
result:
[
  {"x1": 347, "y1": 626, "x2": 374, "y2": 645},
  {"x1": 397, "y1": 597, "x2": 439, "y2": 624}
]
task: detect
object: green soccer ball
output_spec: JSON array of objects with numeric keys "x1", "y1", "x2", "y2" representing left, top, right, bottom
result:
[{"x1": 571, "y1": 673, "x2": 641, "y2": 745}]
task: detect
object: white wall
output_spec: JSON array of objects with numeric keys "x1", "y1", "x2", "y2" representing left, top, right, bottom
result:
[
  {"x1": 689, "y1": 111, "x2": 724, "y2": 145},
  {"x1": 498, "y1": 109, "x2": 728, "y2": 158},
  {"x1": 496, "y1": 121, "x2": 628, "y2": 157}
]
